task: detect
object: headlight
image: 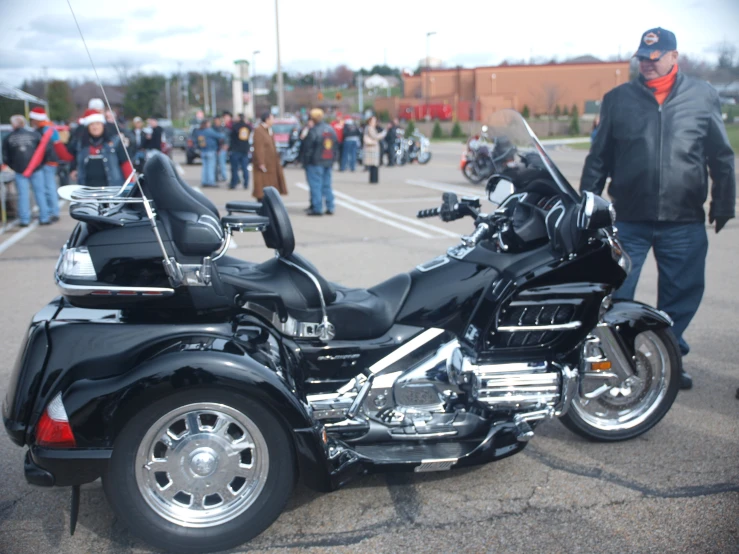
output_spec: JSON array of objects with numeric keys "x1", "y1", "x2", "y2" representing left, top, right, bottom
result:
[
  {"x1": 57, "y1": 246, "x2": 97, "y2": 280},
  {"x1": 607, "y1": 232, "x2": 631, "y2": 274}
]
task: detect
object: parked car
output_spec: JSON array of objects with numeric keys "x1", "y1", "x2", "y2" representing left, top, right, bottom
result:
[
  {"x1": 272, "y1": 117, "x2": 300, "y2": 154},
  {"x1": 172, "y1": 128, "x2": 189, "y2": 150}
]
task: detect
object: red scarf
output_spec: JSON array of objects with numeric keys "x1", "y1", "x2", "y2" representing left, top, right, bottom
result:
[{"x1": 645, "y1": 64, "x2": 678, "y2": 105}]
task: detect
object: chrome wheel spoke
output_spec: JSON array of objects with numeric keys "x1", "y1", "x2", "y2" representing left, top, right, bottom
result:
[{"x1": 135, "y1": 402, "x2": 270, "y2": 528}]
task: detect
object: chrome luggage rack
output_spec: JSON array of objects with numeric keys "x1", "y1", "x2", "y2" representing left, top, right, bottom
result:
[{"x1": 57, "y1": 170, "x2": 213, "y2": 289}]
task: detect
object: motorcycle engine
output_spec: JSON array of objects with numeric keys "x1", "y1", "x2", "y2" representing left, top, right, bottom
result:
[{"x1": 362, "y1": 341, "x2": 563, "y2": 438}]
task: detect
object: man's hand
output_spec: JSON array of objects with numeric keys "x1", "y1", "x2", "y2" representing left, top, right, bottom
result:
[
  {"x1": 70, "y1": 170, "x2": 78, "y2": 182},
  {"x1": 709, "y1": 213, "x2": 730, "y2": 234},
  {"x1": 259, "y1": 164, "x2": 267, "y2": 173}
]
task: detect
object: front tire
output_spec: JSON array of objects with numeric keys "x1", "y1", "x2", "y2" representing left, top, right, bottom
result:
[
  {"x1": 560, "y1": 328, "x2": 681, "y2": 442},
  {"x1": 103, "y1": 389, "x2": 295, "y2": 553},
  {"x1": 462, "y1": 161, "x2": 484, "y2": 184}
]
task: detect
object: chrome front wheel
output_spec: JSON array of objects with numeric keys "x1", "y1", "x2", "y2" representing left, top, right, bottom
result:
[{"x1": 561, "y1": 328, "x2": 681, "y2": 441}]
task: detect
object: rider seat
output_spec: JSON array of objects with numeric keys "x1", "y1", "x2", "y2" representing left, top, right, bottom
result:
[{"x1": 217, "y1": 187, "x2": 412, "y2": 340}]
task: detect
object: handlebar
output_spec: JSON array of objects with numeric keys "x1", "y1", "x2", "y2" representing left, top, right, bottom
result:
[{"x1": 417, "y1": 207, "x2": 440, "y2": 219}]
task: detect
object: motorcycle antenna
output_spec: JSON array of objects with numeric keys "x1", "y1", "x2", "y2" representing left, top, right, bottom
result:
[{"x1": 64, "y1": 0, "x2": 183, "y2": 285}]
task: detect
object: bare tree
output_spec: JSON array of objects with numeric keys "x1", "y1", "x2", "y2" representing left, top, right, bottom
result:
[
  {"x1": 111, "y1": 59, "x2": 137, "y2": 86},
  {"x1": 539, "y1": 84, "x2": 563, "y2": 135}
]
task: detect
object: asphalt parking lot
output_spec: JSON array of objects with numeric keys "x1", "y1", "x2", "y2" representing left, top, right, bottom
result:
[{"x1": 0, "y1": 142, "x2": 737, "y2": 553}]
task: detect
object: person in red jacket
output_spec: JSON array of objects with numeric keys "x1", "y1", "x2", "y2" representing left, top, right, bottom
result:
[{"x1": 27, "y1": 107, "x2": 74, "y2": 222}]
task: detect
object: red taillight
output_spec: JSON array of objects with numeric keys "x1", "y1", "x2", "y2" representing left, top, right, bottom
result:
[{"x1": 35, "y1": 393, "x2": 76, "y2": 448}]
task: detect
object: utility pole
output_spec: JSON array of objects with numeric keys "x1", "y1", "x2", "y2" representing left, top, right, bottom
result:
[
  {"x1": 252, "y1": 50, "x2": 260, "y2": 120},
  {"x1": 357, "y1": 73, "x2": 364, "y2": 113},
  {"x1": 165, "y1": 77, "x2": 172, "y2": 121},
  {"x1": 425, "y1": 31, "x2": 436, "y2": 121},
  {"x1": 211, "y1": 80, "x2": 217, "y2": 117},
  {"x1": 203, "y1": 65, "x2": 210, "y2": 116},
  {"x1": 275, "y1": 0, "x2": 285, "y2": 116}
]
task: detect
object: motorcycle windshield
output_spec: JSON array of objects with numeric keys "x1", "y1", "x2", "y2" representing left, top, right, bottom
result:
[{"x1": 483, "y1": 109, "x2": 581, "y2": 202}]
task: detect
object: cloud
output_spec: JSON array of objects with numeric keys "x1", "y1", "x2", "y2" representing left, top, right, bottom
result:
[
  {"x1": 25, "y1": 16, "x2": 124, "y2": 41},
  {"x1": 138, "y1": 25, "x2": 205, "y2": 42},
  {"x1": 0, "y1": 46, "x2": 165, "y2": 73},
  {"x1": 131, "y1": 7, "x2": 157, "y2": 18}
]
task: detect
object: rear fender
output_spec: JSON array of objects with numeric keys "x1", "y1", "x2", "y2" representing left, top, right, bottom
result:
[{"x1": 62, "y1": 350, "x2": 315, "y2": 448}]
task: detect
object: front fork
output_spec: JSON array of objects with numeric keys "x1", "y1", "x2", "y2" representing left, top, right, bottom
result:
[{"x1": 579, "y1": 323, "x2": 641, "y2": 402}]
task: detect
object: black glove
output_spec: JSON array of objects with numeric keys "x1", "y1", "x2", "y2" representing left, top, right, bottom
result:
[{"x1": 709, "y1": 213, "x2": 730, "y2": 234}]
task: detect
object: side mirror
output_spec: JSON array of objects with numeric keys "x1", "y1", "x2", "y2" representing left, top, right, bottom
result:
[
  {"x1": 486, "y1": 175, "x2": 515, "y2": 207},
  {"x1": 577, "y1": 191, "x2": 616, "y2": 230}
]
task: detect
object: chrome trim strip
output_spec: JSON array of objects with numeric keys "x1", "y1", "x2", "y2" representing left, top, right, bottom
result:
[
  {"x1": 498, "y1": 321, "x2": 582, "y2": 332},
  {"x1": 368, "y1": 328, "x2": 445, "y2": 374},
  {"x1": 56, "y1": 281, "x2": 175, "y2": 296}
]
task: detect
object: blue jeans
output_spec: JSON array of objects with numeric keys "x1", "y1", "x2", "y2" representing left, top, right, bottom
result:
[
  {"x1": 305, "y1": 165, "x2": 335, "y2": 213},
  {"x1": 341, "y1": 140, "x2": 358, "y2": 171},
  {"x1": 217, "y1": 149, "x2": 228, "y2": 180},
  {"x1": 201, "y1": 150, "x2": 217, "y2": 186},
  {"x1": 42, "y1": 165, "x2": 60, "y2": 218},
  {"x1": 15, "y1": 171, "x2": 50, "y2": 224},
  {"x1": 230, "y1": 151, "x2": 249, "y2": 188},
  {"x1": 613, "y1": 221, "x2": 708, "y2": 356}
]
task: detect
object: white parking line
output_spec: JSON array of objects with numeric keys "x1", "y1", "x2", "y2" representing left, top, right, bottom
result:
[
  {"x1": 294, "y1": 182, "x2": 435, "y2": 239},
  {"x1": 329, "y1": 188, "x2": 460, "y2": 239},
  {"x1": 405, "y1": 178, "x2": 486, "y2": 198},
  {"x1": 0, "y1": 221, "x2": 39, "y2": 256},
  {"x1": 0, "y1": 199, "x2": 67, "y2": 256}
]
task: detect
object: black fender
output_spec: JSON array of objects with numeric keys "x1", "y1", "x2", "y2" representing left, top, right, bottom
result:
[
  {"x1": 63, "y1": 350, "x2": 314, "y2": 448},
  {"x1": 601, "y1": 300, "x2": 673, "y2": 360},
  {"x1": 602, "y1": 300, "x2": 673, "y2": 332}
]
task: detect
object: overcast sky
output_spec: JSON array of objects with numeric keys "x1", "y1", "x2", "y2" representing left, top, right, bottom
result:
[{"x1": 1, "y1": 0, "x2": 738, "y2": 87}]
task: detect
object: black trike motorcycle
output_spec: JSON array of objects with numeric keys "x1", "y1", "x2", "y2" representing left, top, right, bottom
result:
[{"x1": 3, "y1": 110, "x2": 681, "y2": 553}]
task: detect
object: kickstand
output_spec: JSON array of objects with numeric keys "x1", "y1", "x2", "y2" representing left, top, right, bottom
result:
[{"x1": 70, "y1": 485, "x2": 80, "y2": 536}]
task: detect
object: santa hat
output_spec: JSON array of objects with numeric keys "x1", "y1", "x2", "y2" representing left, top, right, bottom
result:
[
  {"x1": 88, "y1": 98, "x2": 105, "y2": 111},
  {"x1": 82, "y1": 108, "x2": 105, "y2": 126},
  {"x1": 30, "y1": 107, "x2": 48, "y2": 121}
]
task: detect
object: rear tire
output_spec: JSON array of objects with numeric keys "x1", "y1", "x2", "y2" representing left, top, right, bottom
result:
[
  {"x1": 103, "y1": 388, "x2": 295, "y2": 553},
  {"x1": 560, "y1": 328, "x2": 681, "y2": 442}
]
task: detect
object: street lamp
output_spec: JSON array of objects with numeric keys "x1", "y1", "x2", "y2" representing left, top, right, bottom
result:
[
  {"x1": 425, "y1": 31, "x2": 436, "y2": 121},
  {"x1": 275, "y1": 0, "x2": 285, "y2": 117}
]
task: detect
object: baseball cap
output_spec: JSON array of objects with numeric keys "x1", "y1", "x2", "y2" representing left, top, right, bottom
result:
[{"x1": 634, "y1": 27, "x2": 677, "y2": 61}]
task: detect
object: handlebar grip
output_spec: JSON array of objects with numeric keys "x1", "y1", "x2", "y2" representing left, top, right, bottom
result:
[{"x1": 417, "y1": 207, "x2": 440, "y2": 219}]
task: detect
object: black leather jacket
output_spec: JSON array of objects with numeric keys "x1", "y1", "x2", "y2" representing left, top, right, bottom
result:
[
  {"x1": 303, "y1": 122, "x2": 338, "y2": 168},
  {"x1": 580, "y1": 71, "x2": 735, "y2": 223},
  {"x1": 1, "y1": 128, "x2": 46, "y2": 174}
]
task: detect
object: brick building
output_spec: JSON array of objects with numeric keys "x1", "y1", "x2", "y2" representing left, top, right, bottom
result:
[{"x1": 374, "y1": 60, "x2": 631, "y2": 122}]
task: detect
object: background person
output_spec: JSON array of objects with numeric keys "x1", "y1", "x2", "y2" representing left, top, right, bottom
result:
[{"x1": 252, "y1": 111, "x2": 288, "y2": 201}]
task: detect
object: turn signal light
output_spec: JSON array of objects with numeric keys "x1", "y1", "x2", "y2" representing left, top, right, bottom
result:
[
  {"x1": 591, "y1": 360, "x2": 612, "y2": 371},
  {"x1": 35, "y1": 393, "x2": 76, "y2": 448}
]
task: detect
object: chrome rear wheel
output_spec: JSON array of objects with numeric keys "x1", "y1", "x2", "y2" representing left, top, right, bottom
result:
[{"x1": 135, "y1": 402, "x2": 269, "y2": 528}]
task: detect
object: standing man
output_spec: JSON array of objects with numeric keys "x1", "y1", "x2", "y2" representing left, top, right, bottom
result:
[
  {"x1": 229, "y1": 114, "x2": 252, "y2": 190},
  {"x1": 27, "y1": 107, "x2": 74, "y2": 222},
  {"x1": 1, "y1": 115, "x2": 51, "y2": 226},
  {"x1": 580, "y1": 27, "x2": 736, "y2": 390},
  {"x1": 192, "y1": 119, "x2": 222, "y2": 188},
  {"x1": 252, "y1": 111, "x2": 288, "y2": 201},
  {"x1": 212, "y1": 115, "x2": 229, "y2": 182},
  {"x1": 302, "y1": 108, "x2": 337, "y2": 216},
  {"x1": 144, "y1": 117, "x2": 163, "y2": 151},
  {"x1": 341, "y1": 118, "x2": 361, "y2": 172}
]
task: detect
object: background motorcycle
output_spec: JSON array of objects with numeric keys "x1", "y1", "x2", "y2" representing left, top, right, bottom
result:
[
  {"x1": 461, "y1": 125, "x2": 497, "y2": 183},
  {"x1": 406, "y1": 130, "x2": 432, "y2": 164},
  {"x1": 3, "y1": 110, "x2": 681, "y2": 554}
]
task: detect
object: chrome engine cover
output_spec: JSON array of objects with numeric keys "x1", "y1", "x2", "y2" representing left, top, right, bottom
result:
[{"x1": 470, "y1": 361, "x2": 561, "y2": 411}]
